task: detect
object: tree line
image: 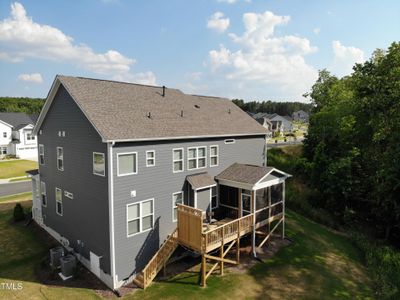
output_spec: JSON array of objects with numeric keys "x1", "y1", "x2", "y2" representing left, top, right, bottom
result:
[
  {"x1": 0, "y1": 97, "x2": 45, "y2": 114},
  {"x1": 232, "y1": 99, "x2": 312, "y2": 116},
  {"x1": 303, "y1": 43, "x2": 400, "y2": 245}
]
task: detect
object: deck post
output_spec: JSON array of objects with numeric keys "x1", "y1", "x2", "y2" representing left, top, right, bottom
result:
[
  {"x1": 268, "y1": 187, "x2": 271, "y2": 234},
  {"x1": 220, "y1": 230, "x2": 224, "y2": 275},
  {"x1": 201, "y1": 254, "x2": 206, "y2": 287},
  {"x1": 236, "y1": 221, "x2": 241, "y2": 263},
  {"x1": 282, "y1": 181, "x2": 285, "y2": 239}
]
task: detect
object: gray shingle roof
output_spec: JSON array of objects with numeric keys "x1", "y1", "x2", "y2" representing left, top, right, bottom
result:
[
  {"x1": 56, "y1": 76, "x2": 267, "y2": 141},
  {"x1": 216, "y1": 163, "x2": 274, "y2": 185},
  {"x1": 0, "y1": 113, "x2": 38, "y2": 128},
  {"x1": 186, "y1": 172, "x2": 216, "y2": 190}
]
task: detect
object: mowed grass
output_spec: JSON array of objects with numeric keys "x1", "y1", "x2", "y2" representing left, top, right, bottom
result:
[
  {"x1": 0, "y1": 201, "x2": 101, "y2": 300},
  {"x1": 0, "y1": 160, "x2": 38, "y2": 179},
  {"x1": 0, "y1": 201, "x2": 374, "y2": 300},
  {"x1": 130, "y1": 211, "x2": 374, "y2": 300},
  {"x1": 0, "y1": 192, "x2": 32, "y2": 203}
]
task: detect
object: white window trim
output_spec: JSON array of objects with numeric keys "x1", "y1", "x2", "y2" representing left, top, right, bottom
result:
[
  {"x1": 172, "y1": 148, "x2": 184, "y2": 173},
  {"x1": 55, "y1": 187, "x2": 63, "y2": 216},
  {"x1": 41, "y1": 181, "x2": 46, "y2": 207},
  {"x1": 172, "y1": 191, "x2": 183, "y2": 222},
  {"x1": 145, "y1": 150, "x2": 156, "y2": 167},
  {"x1": 57, "y1": 147, "x2": 64, "y2": 171},
  {"x1": 127, "y1": 198, "x2": 155, "y2": 237},
  {"x1": 224, "y1": 139, "x2": 236, "y2": 144},
  {"x1": 39, "y1": 144, "x2": 45, "y2": 165},
  {"x1": 187, "y1": 146, "x2": 207, "y2": 171},
  {"x1": 210, "y1": 145, "x2": 219, "y2": 167},
  {"x1": 117, "y1": 152, "x2": 138, "y2": 177},
  {"x1": 93, "y1": 152, "x2": 106, "y2": 177},
  {"x1": 211, "y1": 186, "x2": 218, "y2": 210},
  {"x1": 64, "y1": 191, "x2": 74, "y2": 199}
]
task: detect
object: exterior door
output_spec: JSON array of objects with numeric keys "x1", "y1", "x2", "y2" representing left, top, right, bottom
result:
[{"x1": 31, "y1": 176, "x2": 42, "y2": 223}]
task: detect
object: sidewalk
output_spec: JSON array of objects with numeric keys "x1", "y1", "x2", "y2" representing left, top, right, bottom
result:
[{"x1": 0, "y1": 176, "x2": 30, "y2": 184}]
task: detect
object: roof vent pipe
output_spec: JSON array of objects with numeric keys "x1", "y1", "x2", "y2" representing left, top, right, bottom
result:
[
  {"x1": 181, "y1": 110, "x2": 184, "y2": 117},
  {"x1": 228, "y1": 108, "x2": 231, "y2": 114},
  {"x1": 147, "y1": 112, "x2": 151, "y2": 118},
  {"x1": 162, "y1": 86, "x2": 166, "y2": 97}
]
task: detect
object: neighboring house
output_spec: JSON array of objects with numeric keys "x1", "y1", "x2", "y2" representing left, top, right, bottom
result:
[
  {"x1": 0, "y1": 112, "x2": 38, "y2": 160},
  {"x1": 253, "y1": 113, "x2": 292, "y2": 136},
  {"x1": 292, "y1": 110, "x2": 309, "y2": 123},
  {"x1": 27, "y1": 75, "x2": 290, "y2": 290}
]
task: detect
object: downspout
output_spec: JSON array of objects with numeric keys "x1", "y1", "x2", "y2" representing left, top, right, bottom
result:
[
  {"x1": 108, "y1": 141, "x2": 116, "y2": 289},
  {"x1": 252, "y1": 190, "x2": 257, "y2": 258}
]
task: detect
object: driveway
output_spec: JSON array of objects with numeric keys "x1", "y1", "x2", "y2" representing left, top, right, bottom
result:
[{"x1": 0, "y1": 181, "x2": 31, "y2": 197}]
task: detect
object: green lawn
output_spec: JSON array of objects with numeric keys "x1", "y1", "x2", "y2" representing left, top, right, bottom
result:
[
  {"x1": 0, "y1": 202, "x2": 374, "y2": 299},
  {"x1": 0, "y1": 192, "x2": 32, "y2": 203},
  {"x1": 0, "y1": 160, "x2": 38, "y2": 179}
]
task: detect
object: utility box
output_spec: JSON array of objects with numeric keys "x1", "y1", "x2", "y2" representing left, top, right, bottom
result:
[
  {"x1": 60, "y1": 254, "x2": 77, "y2": 278},
  {"x1": 50, "y1": 246, "x2": 64, "y2": 268}
]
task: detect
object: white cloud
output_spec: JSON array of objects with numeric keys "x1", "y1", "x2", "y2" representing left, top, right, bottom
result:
[
  {"x1": 313, "y1": 27, "x2": 320, "y2": 35},
  {"x1": 207, "y1": 12, "x2": 230, "y2": 33},
  {"x1": 0, "y1": 2, "x2": 156, "y2": 85},
  {"x1": 18, "y1": 73, "x2": 43, "y2": 83},
  {"x1": 332, "y1": 40, "x2": 364, "y2": 75},
  {"x1": 206, "y1": 10, "x2": 318, "y2": 99}
]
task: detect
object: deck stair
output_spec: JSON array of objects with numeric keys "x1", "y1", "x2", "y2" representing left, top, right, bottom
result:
[{"x1": 132, "y1": 228, "x2": 178, "y2": 289}]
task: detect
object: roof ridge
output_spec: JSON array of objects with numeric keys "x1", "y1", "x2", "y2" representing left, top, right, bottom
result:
[{"x1": 57, "y1": 74, "x2": 182, "y2": 92}]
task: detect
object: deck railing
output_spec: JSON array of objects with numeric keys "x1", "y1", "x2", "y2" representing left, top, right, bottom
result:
[{"x1": 203, "y1": 214, "x2": 253, "y2": 252}]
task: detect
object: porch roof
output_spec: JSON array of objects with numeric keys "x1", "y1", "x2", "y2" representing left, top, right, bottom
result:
[
  {"x1": 216, "y1": 163, "x2": 291, "y2": 190},
  {"x1": 186, "y1": 172, "x2": 216, "y2": 190}
]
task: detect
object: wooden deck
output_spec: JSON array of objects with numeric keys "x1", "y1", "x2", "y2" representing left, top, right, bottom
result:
[{"x1": 177, "y1": 204, "x2": 283, "y2": 253}]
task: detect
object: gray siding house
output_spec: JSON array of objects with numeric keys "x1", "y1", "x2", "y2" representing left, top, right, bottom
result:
[{"x1": 28, "y1": 75, "x2": 289, "y2": 290}]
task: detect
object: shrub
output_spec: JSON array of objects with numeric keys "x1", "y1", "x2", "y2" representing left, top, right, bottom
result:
[
  {"x1": 13, "y1": 203, "x2": 25, "y2": 222},
  {"x1": 351, "y1": 232, "x2": 400, "y2": 299}
]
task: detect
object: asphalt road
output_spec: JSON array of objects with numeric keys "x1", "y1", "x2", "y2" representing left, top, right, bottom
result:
[{"x1": 0, "y1": 181, "x2": 32, "y2": 197}]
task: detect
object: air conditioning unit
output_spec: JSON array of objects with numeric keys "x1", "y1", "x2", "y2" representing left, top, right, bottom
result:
[
  {"x1": 50, "y1": 246, "x2": 64, "y2": 268},
  {"x1": 60, "y1": 254, "x2": 77, "y2": 278}
]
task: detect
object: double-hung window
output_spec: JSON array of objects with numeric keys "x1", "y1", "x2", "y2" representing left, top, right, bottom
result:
[
  {"x1": 172, "y1": 192, "x2": 183, "y2": 222},
  {"x1": 57, "y1": 147, "x2": 64, "y2": 171},
  {"x1": 55, "y1": 188, "x2": 63, "y2": 216},
  {"x1": 172, "y1": 148, "x2": 184, "y2": 173},
  {"x1": 127, "y1": 199, "x2": 154, "y2": 236},
  {"x1": 39, "y1": 144, "x2": 44, "y2": 165},
  {"x1": 41, "y1": 181, "x2": 46, "y2": 206},
  {"x1": 3, "y1": 132, "x2": 6, "y2": 138},
  {"x1": 146, "y1": 150, "x2": 155, "y2": 167},
  {"x1": 117, "y1": 152, "x2": 137, "y2": 176},
  {"x1": 187, "y1": 146, "x2": 206, "y2": 170},
  {"x1": 93, "y1": 152, "x2": 105, "y2": 176},
  {"x1": 210, "y1": 145, "x2": 219, "y2": 167}
]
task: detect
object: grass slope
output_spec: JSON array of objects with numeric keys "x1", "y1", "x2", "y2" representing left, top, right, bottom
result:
[
  {"x1": 0, "y1": 160, "x2": 38, "y2": 179},
  {"x1": 0, "y1": 202, "x2": 373, "y2": 299}
]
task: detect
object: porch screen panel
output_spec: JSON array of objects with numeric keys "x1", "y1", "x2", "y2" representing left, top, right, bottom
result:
[
  {"x1": 271, "y1": 183, "x2": 283, "y2": 204},
  {"x1": 219, "y1": 185, "x2": 238, "y2": 208},
  {"x1": 256, "y1": 188, "x2": 269, "y2": 211}
]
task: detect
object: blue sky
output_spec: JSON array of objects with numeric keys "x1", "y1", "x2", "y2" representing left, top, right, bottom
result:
[{"x1": 0, "y1": 0, "x2": 399, "y2": 102}]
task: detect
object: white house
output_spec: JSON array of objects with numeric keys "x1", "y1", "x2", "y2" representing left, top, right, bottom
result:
[{"x1": 0, "y1": 113, "x2": 38, "y2": 160}]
